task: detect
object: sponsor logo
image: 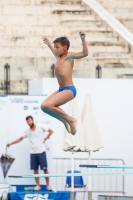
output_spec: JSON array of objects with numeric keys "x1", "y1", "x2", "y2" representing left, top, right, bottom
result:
[
  {"x1": 10, "y1": 98, "x2": 39, "y2": 104},
  {"x1": 22, "y1": 186, "x2": 34, "y2": 191},
  {"x1": 24, "y1": 194, "x2": 49, "y2": 200},
  {"x1": 33, "y1": 107, "x2": 39, "y2": 110},
  {"x1": 24, "y1": 106, "x2": 28, "y2": 110}
]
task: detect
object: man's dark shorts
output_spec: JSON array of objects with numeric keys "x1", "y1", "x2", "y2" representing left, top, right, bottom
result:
[{"x1": 30, "y1": 152, "x2": 47, "y2": 170}]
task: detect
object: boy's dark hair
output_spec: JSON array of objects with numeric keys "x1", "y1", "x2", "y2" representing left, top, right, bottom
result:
[
  {"x1": 53, "y1": 37, "x2": 70, "y2": 50},
  {"x1": 26, "y1": 116, "x2": 33, "y2": 121}
]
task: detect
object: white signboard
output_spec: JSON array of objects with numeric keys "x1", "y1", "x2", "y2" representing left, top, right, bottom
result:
[{"x1": 0, "y1": 95, "x2": 53, "y2": 185}]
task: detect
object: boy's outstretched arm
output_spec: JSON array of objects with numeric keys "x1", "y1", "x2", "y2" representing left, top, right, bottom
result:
[
  {"x1": 43, "y1": 37, "x2": 57, "y2": 58},
  {"x1": 68, "y1": 30, "x2": 88, "y2": 59}
]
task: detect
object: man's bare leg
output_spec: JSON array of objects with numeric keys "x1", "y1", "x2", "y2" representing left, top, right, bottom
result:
[
  {"x1": 44, "y1": 169, "x2": 50, "y2": 186},
  {"x1": 34, "y1": 170, "x2": 40, "y2": 186},
  {"x1": 42, "y1": 91, "x2": 71, "y2": 132},
  {"x1": 41, "y1": 90, "x2": 77, "y2": 134}
]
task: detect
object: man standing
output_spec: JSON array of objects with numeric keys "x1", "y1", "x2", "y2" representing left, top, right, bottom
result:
[{"x1": 7, "y1": 115, "x2": 53, "y2": 191}]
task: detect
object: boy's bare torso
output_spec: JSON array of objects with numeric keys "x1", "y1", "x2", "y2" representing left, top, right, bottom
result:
[
  {"x1": 55, "y1": 53, "x2": 74, "y2": 87},
  {"x1": 43, "y1": 31, "x2": 88, "y2": 88}
]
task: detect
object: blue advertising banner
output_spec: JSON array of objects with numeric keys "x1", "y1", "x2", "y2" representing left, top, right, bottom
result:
[{"x1": 8, "y1": 191, "x2": 73, "y2": 200}]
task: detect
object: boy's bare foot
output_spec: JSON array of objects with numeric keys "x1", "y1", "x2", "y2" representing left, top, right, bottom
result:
[
  {"x1": 70, "y1": 119, "x2": 77, "y2": 135},
  {"x1": 63, "y1": 121, "x2": 71, "y2": 133}
]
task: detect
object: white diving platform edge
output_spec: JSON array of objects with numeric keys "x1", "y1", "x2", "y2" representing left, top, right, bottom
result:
[
  {"x1": 79, "y1": 165, "x2": 133, "y2": 169},
  {"x1": 8, "y1": 171, "x2": 133, "y2": 179}
]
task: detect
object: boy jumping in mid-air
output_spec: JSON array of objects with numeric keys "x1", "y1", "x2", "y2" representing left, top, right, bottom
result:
[{"x1": 41, "y1": 30, "x2": 88, "y2": 135}]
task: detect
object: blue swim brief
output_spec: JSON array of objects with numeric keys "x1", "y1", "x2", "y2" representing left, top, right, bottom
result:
[{"x1": 58, "y1": 85, "x2": 77, "y2": 98}]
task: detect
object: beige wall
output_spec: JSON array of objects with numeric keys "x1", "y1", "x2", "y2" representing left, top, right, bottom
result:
[{"x1": 0, "y1": 0, "x2": 133, "y2": 94}]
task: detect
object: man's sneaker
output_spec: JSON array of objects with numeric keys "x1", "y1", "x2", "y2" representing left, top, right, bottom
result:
[
  {"x1": 46, "y1": 185, "x2": 52, "y2": 191},
  {"x1": 34, "y1": 185, "x2": 41, "y2": 191}
]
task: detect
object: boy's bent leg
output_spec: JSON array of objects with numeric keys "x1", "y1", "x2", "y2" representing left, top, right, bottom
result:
[
  {"x1": 44, "y1": 109, "x2": 71, "y2": 133},
  {"x1": 41, "y1": 91, "x2": 58, "y2": 105},
  {"x1": 41, "y1": 90, "x2": 77, "y2": 134},
  {"x1": 41, "y1": 91, "x2": 71, "y2": 132}
]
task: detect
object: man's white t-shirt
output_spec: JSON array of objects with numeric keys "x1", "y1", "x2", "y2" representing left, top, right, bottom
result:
[{"x1": 22, "y1": 124, "x2": 49, "y2": 154}]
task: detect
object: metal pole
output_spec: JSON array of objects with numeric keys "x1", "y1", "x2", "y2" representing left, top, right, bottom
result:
[
  {"x1": 88, "y1": 151, "x2": 92, "y2": 200},
  {"x1": 51, "y1": 64, "x2": 55, "y2": 77},
  {"x1": 6, "y1": 64, "x2": 8, "y2": 94},
  {"x1": 96, "y1": 65, "x2": 101, "y2": 78},
  {"x1": 98, "y1": 68, "x2": 100, "y2": 78},
  {"x1": 71, "y1": 150, "x2": 74, "y2": 200},
  {"x1": 4, "y1": 63, "x2": 10, "y2": 95}
]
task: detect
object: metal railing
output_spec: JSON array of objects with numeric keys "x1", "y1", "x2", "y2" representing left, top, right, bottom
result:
[{"x1": 52, "y1": 158, "x2": 126, "y2": 195}]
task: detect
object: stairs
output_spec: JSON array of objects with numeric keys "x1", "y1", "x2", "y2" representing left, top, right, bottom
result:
[{"x1": 97, "y1": 0, "x2": 133, "y2": 33}]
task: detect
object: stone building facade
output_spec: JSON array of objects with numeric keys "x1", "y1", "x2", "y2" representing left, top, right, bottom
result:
[{"x1": 0, "y1": 0, "x2": 133, "y2": 94}]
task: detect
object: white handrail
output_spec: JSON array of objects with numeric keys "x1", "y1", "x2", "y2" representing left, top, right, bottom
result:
[{"x1": 83, "y1": 0, "x2": 133, "y2": 47}]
